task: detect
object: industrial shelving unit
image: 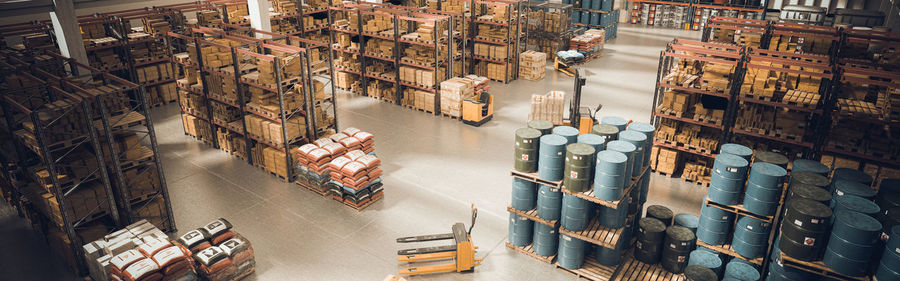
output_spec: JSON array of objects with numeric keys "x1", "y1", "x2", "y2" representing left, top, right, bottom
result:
[
  {"x1": 766, "y1": 22, "x2": 840, "y2": 57},
  {"x1": 701, "y1": 16, "x2": 768, "y2": 48},
  {"x1": 629, "y1": 0, "x2": 764, "y2": 30},
  {"x1": 468, "y1": 0, "x2": 525, "y2": 83},
  {"x1": 525, "y1": 2, "x2": 573, "y2": 58}
]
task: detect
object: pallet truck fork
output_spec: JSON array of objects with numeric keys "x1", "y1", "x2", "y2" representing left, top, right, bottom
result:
[{"x1": 396, "y1": 205, "x2": 482, "y2": 276}]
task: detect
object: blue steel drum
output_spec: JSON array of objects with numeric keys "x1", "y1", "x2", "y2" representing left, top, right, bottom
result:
[
  {"x1": 766, "y1": 255, "x2": 817, "y2": 281},
  {"x1": 745, "y1": 181, "x2": 784, "y2": 203},
  {"x1": 627, "y1": 122, "x2": 655, "y2": 173},
  {"x1": 578, "y1": 134, "x2": 606, "y2": 159},
  {"x1": 594, "y1": 150, "x2": 627, "y2": 200},
  {"x1": 833, "y1": 168, "x2": 874, "y2": 186},
  {"x1": 713, "y1": 154, "x2": 750, "y2": 180},
  {"x1": 553, "y1": 126, "x2": 580, "y2": 144},
  {"x1": 834, "y1": 194, "x2": 881, "y2": 218},
  {"x1": 832, "y1": 210, "x2": 882, "y2": 245},
  {"x1": 708, "y1": 184, "x2": 742, "y2": 205},
  {"x1": 607, "y1": 140, "x2": 637, "y2": 186},
  {"x1": 640, "y1": 172, "x2": 651, "y2": 204},
  {"x1": 882, "y1": 247, "x2": 900, "y2": 273},
  {"x1": 700, "y1": 204, "x2": 734, "y2": 233},
  {"x1": 581, "y1": 0, "x2": 591, "y2": 9},
  {"x1": 792, "y1": 159, "x2": 829, "y2": 177},
  {"x1": 748, "y1": 162, "x2": 787, "y2": 188},
  {"x1": 595, "y1": 244, "x2": 622, "y2": 266},
  {"x1": 598, "y1": 197, "x2": 629, "y2": 228},
  {"x1": 508, "y1": 213, "x2": 534, "y2": 247},
  {"x1": 591, "y1": 0, "x2": 602, "y2": 10},
  {"x1": 601, "y1": 116, "x2": 628, "y2": 131},
  {"x1": 532, "y1": 223, "x2": 559, "y2": 257},
  {"x1": 732, "y1": 234, "x2": 766, "y2": 259},
  {"x1": 826, "y1": 233, "x2": 877, "y2": 260},
  {"x1": 877, "y1": 262, "x2": 900, "y2": 281},
  {"x1": 562, "y1": 194, "x2": 592, "y2": 231},
  {"x1": 538, "y1": 135, "x2": 567, "y2": 181},
  {"x1": 823, "y1": 246, "x2": 869, "y2": 277},
  {"x1": 697, "y1": 226, "x2": 729, "y2": 245},
  {"x1": 724, "y1": 260, "x2": 760, "y2": 281},
  {"x1": 688, "y1": 249, "x2": 724, "y2": 277},
  {"x1": 572, "y1": 10, "x2": 581, "y2": 23},
  {"x1": 734, "y1": 216, "x2": 771, "y2": 243},
  {"x1": 537, "y1": 184, "x2": 563, "y2": 220},
  {"x1": 831, "y1": 180, "x2": 876, "y2": 200},
  {"x1": 743, "y1": 193, "x2": 779, "y2": 217},
  {"x1": 710, "y1": 173, "x2": 747, "y2": 193},
  {"x1": 581, "y1": 11, "x2": 591, "y2": 25},
  {"x1": 619, "y1": 130, "x2": 647, "y2": 176},
  {"x1": 558, "y1": 234, "x2": 586, "y2": 270},
  {"x1": 511, "y1": 178, "x2": 537, "y2": 211},
  {"x1": 674, "y1": 213, "x2": 699, "y2": 234},
  {"x1": 887, "y1": 225, "x2": 900, "y2": 257},
  {"x1": 721, "y1": 143, "x2": 753, "y2": 162}
]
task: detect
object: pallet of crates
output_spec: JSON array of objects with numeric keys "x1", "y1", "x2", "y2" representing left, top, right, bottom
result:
[
  {"x1": 112, "y1": 9, "x2": 183, "y2": 107},
  {"x1": 691, "y1": 5, "x2": 763, "y2": 31},
  {"x1": 357, "y1": 5, "x2": 401, "y2": 103},
  {"x1": 766, "y1": 22, "x2": 840, "y2": 56},
  {"x1": 701, "y1": 16, "x2": 768, "y2": 48},
  {"x1": 166, "y1": 31, "x2": 216, "y2": 145},
  {"x1": 424, "y1": 7, "x2": 468, "y2": 78},
  {"x1": 1, "y1": 76, "x2": 123, "y2": 276},
  {"x1": 328, "y1": 4, "x2": 367, "y2": 95},
  {"x1": 648, "y1": 39, "x2": 742, "y2": 186},
  {"x1": 839, "y1": 29, "x2": 900, "y2": 72},
  {"x1": 80, "y1": 16, "x2": 131, "y2": 75},
  {"x1": 398, "y1": 12, "x2": 453, "y2": 115},
  {"x1": 469, "y1": 0, "x2": 525, "y2": 83}
]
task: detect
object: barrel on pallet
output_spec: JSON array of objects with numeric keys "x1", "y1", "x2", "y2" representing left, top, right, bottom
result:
[
  {"x1": 591, "y1": 0, "x2": 601, "y2": 10},
  {"x1": 779, "y1": 199, "x2": 832, "y2": 261},
  {"x1": 537, "y1": 184, "x2": 562, "y2": 220},
  {"x1": 674, "y1": 213, "x2": 699, "y2": 234},
  {"x1": 508, "y1": 213, "x2": 534, "y2": 247},
  {"x1": 589, "y1": 12, "x2": 600, "y2": 25},
  {"x1": 720, "y1": 143, "x2": 753, "y2": 162},
  {"x1": 563, "y1": 144, "x2": 595, "y2": 193},
  {"x1": 619, "y1": 130, "x2": 647, "y2": 176},
  {"x1": 598, "y1": 196, "x2": 629, "y2": 228},
  {"x1": 824, "y1": 210, "x2": 883, "y2": 277},
  {"x1": 601, "y1": 116, "x2": 628, "y2": 131},
  {"x1": 753, "y1": 151, "x2": 788, "y2": 169},
  {"x1": 876, "y1": 226, "x2": 900, "y2": 281},
  {"x1": 790, "y1": 171, "x2": 830, "y2": 190},
  {"x1": 553, "y1": 126, "x2": 580, "y2": 144},
  {"x1": 562, "y1": 193, "x2": 592, "y2": 231},
  {"x1": 647, "y1": 205, "x2": 674, "y2": 226},
  {"x1": 532, "y1": 223, "x2": 559, "y2": 257},
  {"x1": 594, "y1": 150, "x2": 628, "y2": 201},
  {"x1": 571, "y1": 11, "x2": 581, "y2": 24},
  {"x1": 732, "y1": 216, "x2": 771, "y2": 259},
  {"x1": 607, "y1": 140, "x2": 637, "y2": 187},
  {"x1": 788, "y1": 183, "x2": 832, "y2": 205},
  {"x1": 684, "y1": 265, "x2": 718, "y2": 281},
  {"x1": 626, "y1": 122, "x2": 655, "y2": 204},
  {"x1": 697, "y1": 204, "x2": 733, "y2": 245},
  {"x1": 767, "y1": 238, "x2": 818, "y2": 281},
  {"x1": 708, "y1": 154, "x2": 749, "y2": 205},
  {"x1": 791, "y1": 159, "x2": 829, "y2": 177},
  {"x1": 577, "y1": 134, "x2": 606, "y2": 164},
  {"x1": 512, "y1": 178, "x2": 537, "y2": 211},
  {"x1": 832, "y1": 168, "x2": 874, "y2": 186},
  {"x1": 527, "y1": 120, "x2": 553, "y2": 135},
  {"x1": 592, "y1": 124, "x2": 619, "y2": 141},
  {"x1": 687, "y1": 249, "x2": 723, "y2": 278},
  {"x1": 558, "y1": 234, "x2": 586, "y2": 270},
  {"x1": 723, "y1": 260, "x2": 760, "y2": 281},
  {"x1": 635, "y1": 217, "x2": 667, "y2": 264},
  {"x1": 515, "y1": 127, "x2": 542, "y2": 173},
  {"x1": 538, "y1": 134, "x2": 567, "y2": 181},
  {"x1": 833, "y1": 194, "x2": 880, "y2": 218},
  {"x1": 661, "y1": 226, "x2": 695, "y2": 273},
  {"x1": 581, "y1": 0, "x2": 591, "y2": 9},
  {"x1": 595, "y1": 243, "x2": 623, "y2": 266},
  {"x1": 831, "y1": 180, "x2": 876, "y2": 201}
]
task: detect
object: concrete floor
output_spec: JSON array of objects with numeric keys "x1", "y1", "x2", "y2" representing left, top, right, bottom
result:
[{"x1": 0, "y1": 25, "x2": 710, "y2": 280}]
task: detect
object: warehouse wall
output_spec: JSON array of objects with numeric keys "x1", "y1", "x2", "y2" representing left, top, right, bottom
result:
[{"x1": 0, "y1": 0, "x2": 188, "y2": 25}]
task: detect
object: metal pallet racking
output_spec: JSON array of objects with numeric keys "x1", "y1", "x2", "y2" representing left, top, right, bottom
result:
[
  {"x1": 526, "y1": 2, "x2": 573, "y2": 58},
  {"x1": 468, "y1": 0, "x2": 525, "y2": 83}
]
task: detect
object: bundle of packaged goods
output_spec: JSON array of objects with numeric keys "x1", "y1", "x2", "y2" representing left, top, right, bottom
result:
[
  {"x1": 440, "y1": 76, "x2": 483, "y2": 118},
  {"x1": 176, "y1": 218, "x2": 255, "y2": 281},
  {"x1": 527, "y1": 90, "x2": 565, "y2": 125},
  {"x1": 294, "y1": 128, "x2": 382, "y2": 208},
  {"x1": 567, "y1": 29, "x2": 604, "y2": 59},
  {"x1": 82, "y1": 219, "x2": 194, "y2": 281},
  {"x1": 401, "y1": 88, "x2": 435, "y2": 112},
  {"x1": 518, "y1": 50, "x2": 547, "y2": 81}
]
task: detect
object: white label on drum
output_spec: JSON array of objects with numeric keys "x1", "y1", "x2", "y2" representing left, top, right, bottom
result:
[
  {"x1": 793, "y1": 220, "x2": 803, "y2": 226},
  {"x1": 836, "y1": 190, "x2": 844, "y2": 196},
  {"x1": 557, "y1": 151, "x2": 563, "y2": 156},
  {"x1": 563, "y1": 236, "x2": 571, "y2": 241},
  {"x1": 670, "y1": 243, "x2": 676, "y2": 248},
  {"x1": 726, "y1": 167, "x2": 738, "y2": 173},
  {"x1": 521, "y1": 154, "x2": 529, "y2": 161},
  {"x1": 716, "y1": 168, "x2": 721, "y2": 174},
  {"x1": 746, "y1": 225, "x2": 753, "y2": 230},
  {"x1": 722, "y1": 216, "x2": 728, "y2": 220},
  {"x1": 570, "y1": 171, "x2": 578, "y2": 178},
  {"x1": 677, "y1": 256, "x2": 685, "y2": 262},
  {"x1": 811, "y1": 219, "x2": 820, "y2": 224},
  {"x1": 524, "y1": 139, "x2": 532, "y2": 143}
]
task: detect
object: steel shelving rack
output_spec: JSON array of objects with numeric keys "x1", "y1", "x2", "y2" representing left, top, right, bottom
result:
[
  {"x1": 525, "y1": 2, "x2": 573, "y2": 58},
  {"x1": 629, "y1": 0, "x2": 765, "y2": 30},
  {"x1": 468, "y1": 0, "x2": 525, "y2": 83},
  {"x1": 700, "y1": 16, "x2": 769, "y2": 48}
]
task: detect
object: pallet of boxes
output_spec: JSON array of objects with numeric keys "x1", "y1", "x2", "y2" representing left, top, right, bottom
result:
[
  {"x1": 440, "y1": 76, "x2": 487, "y2": 119},
  {"x1": 294, "y1": 127, "x2": 383, "y2": 210},
  {"x1": 82, "y1": 219, "x2": 195, "y2": 281},
  {"x1": 519, "y1": 50, "x2": 546, "y2": 81},
  {"x1": 528, "y1": 90, "x2": 565, "y2": 125}
]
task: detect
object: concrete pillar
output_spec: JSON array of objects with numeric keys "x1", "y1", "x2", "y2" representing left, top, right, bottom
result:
[
  {"x1": 247, "y1": 0, "x2": 272, "y2": 38},
  {"x1": 49, "y1": 0, "x2": 88, "y2": 66}
]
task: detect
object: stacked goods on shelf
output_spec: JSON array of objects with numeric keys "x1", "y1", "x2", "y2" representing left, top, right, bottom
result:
[
  {"x1": 82, "y1": 219, "x2": 184, "y2": 281},
  {"x1": 141, "y1": 14, "x2": 173, "y2": 35},
  {"x1": 439, "y1": 76, "x2": 476, "y2": 118},
  {"x1": 518, "y1": 50, "x2": 546, "y2": 81},
  {"x1": 470, "y1": 0, "x2": 524, "y2": 83},
  {"x1": 21, "y1": 33, "x2": 56, "y2": 51},
  {"x1": 220, "y1": 2, "x2": 249, "y2": 24},
  {"x1": 563, "y1": 29, "x2": 604, "y2": 63},
  {"x1": 702, "y1": 16, "x2": 766, "y2": 48},
  {"x1": 176, "y1": 218, "x2": 256, "y2": 280},
  {"x1": 525, "y1": 2, "x2": 573, "y2": 58},
  {"x1": 294, "y1": 128, "x2": 383, "y2": 209},
  {"x1": 197, "y1": 10, "x2": 224, "y2": 26},
  {"x1": 528, "y1": 90, "x2": 565, "y2": 125},
  {"x1": 840, "y1": 29, "x2": 900, "y2": 71},
  {"x1": 766, "y1": 22, "x2": 838, "y2": 56}
]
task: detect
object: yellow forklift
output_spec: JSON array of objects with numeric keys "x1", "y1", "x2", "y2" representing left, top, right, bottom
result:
[
  {"x1": 396, "y1": 205, "x2": 482, "y2": 276},
  {"x1": 567, "y1": 69, "x2": 602, "y2": 134},
  {"x1": 462, "y1": 92, "x2": 493, "y2": 126}
]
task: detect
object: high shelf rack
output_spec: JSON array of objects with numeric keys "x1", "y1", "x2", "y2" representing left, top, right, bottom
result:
[
  {"x1": 469, "y1": 0, "x2": 525, "y2": 83},
  {"x1": 526, "y1": 2, "x2": 573, "y2": 58},
  {"x1": 629, "y1": 0, "x2": 765, "y2": 30},
  {"x1": 701, "y1": 16, "x2": 768, "y2": 48}
]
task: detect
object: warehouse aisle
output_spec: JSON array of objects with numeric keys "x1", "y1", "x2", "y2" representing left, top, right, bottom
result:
[{"x1": 1, "y1": 25, "x2": 708, "y2": 280}]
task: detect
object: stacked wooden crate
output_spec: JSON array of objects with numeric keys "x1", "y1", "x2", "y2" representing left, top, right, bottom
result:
[{"x1": 518, "y1": 50, "x2": 546, "y2": 81}]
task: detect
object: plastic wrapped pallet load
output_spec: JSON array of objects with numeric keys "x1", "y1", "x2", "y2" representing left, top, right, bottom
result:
[
  {"x1": 528, "y1": 91, "x2": 565, "y2": 125},
  {"x1": 440, "y1": 77, "x2": 475, "y2": 117}
]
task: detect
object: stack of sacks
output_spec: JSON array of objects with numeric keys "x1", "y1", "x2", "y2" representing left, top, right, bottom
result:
[
  {"x1": 107, "y1": 237, "x2": 195, "y2": 281},
  {"x1": 326, "y1": 150, "x2": 384, "y2": 204},
  {"x1": 176, "y1": 219, "x2": 255, "y2": 281},
  {"x1": 294, "y1": 128, "x2": 376, "y2": 186},
  {"x1": 83, "y1": 220, "x2": 180, "y2": 281}
]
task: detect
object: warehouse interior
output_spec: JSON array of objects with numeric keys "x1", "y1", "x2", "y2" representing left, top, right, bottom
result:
[{"x1": 0, "y1": 0, "x2": 898, "y2": 281}]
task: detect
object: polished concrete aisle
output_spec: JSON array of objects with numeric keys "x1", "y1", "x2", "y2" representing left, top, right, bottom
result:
[{"x1": 1, "y1": 25, "x2": 709, "y2": 280}]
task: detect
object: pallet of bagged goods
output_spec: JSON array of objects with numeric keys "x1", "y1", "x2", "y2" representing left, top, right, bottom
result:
[
  {"x1": 294, "y1": 127, "x2": 383, "y2": 210},
  {"x1": 82, "y1": 219, "x2": 194, "y2": 281},
  {"x1": 176, "y1": 218, "x2": 256, "y2": 281}
]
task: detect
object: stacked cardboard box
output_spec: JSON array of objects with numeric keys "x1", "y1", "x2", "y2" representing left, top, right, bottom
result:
[
  {"x1": 223, "y1": 3, "x2": 249, "y2": 23},
  {"x1": 365, "y1": 61, "x2": 395, "y2": 80},
  {"x1": 197, "y1": 10, "x2": 223, "y2": 26},
  {"x1": 334, "y1": 52, "x2": 361, "y2": 72},
  {"x1": 658, "y1": 90, "x2": 695, "y2": 116},
  {"x1": 141, "y1": 15, "x2": 172, "y2": 35},
  {"x1": 440, "y1": 77, "x2": 477, "y2": 117},
  {"x1": 21, "y1": 166, "x2": 108, "y2": 228},
  {"x1": 187, "y1": 39, "x2": 239, "y2": 69},
  {"x1": 135, "y1": 63, "x2": 175, "y2": 83},
  {"x1": 244, "y1": 115, "x2": 307, "y2": 147},
  {"x1": 216, "y1": 127, "x2": 247, "y2": 158},
  {"x1": 701, "y1": 63, "x2": 732, "y2": 91},
  {"x1": 399, "y1": 66, "x2": 440, "y2": 88},
  {"x1": 302, "y1": 15, "x2": 328, "y2": 29},
  {"x1": 335, "y1": 71, "x2": 361, "y2": 92},
  {"x1": 773, "y1": 110, "x2": 807, "y2": 139},
  {"x1": 768, "y1": 35, "x2": 831, "y2": 55},
  {"x1": 181, "y1": 113, "x2": 213, "y2": 142},
  {"x1": 653, "y1": 147, "x2": 680, "y2": 174},
  {"x1": 735, "y1": 103, "x2": 774, "y2": 133},
  {"x1": 475, "y1": 24, "x2": 516, "y2": 42},
  {"x1": 473, "y1": 43, "x2": 509, "y2": 59},
  {"x1": 474, "y1": 61, "x2": 510, "y2": 82},
  {"x1": 693, "y1": 102, "x2": 725, "y2": 125},
  {"x1": 681, "y1": 158, "x2": 711, "y2": 183},
  {"x1": 401, "y1": 88, "x2": 436, "y2": 112},
  {"x1": 367, "y1": 81, "x2": 395, "y2": 101},
  {"x1": 528, "y1": 90, "x2": 565, "y2": 125},
  {"x1": 400, "y1": 44, "x2": 448, "y2": 66},
  {"x1": 81, "y1": 219, "x2": 176, "y2": 281},
  {"x1": 88, "y1": 49, "x2": 123, "y2": 70},
  {"x1": 80, "y1": 23, "x2": 107, "y2": 39},
  {"x1": 272, "y1": 0, "x2": 298, "y2": 14},
  {"x1": 362, "y1": 14, "x2": 394, "y2": 34},
  {"x1": 518, "y1": 50, "x2": 546, "y2": 81},
  {"x1": 364, "y1": 38, "x2": 394, "y2": 58}
]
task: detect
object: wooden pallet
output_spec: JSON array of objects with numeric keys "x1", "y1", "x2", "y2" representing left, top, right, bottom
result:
[
  {"x1": 655, "y1": 106, "x2": 684, "y2": 118},
  {"x1": 338, "y1": 191, "x2": 383, "y2": 211},
  {"x1": 741, "y1": 93, "x2": 774, "y2": 102},
  {"x1": 703, "y1": 197, "x2": 774, "y2": 223},
  {"x1": 295, "y1": 178, "x2": 328, "y2": 196},
  {"x1": 510, "y1": 169, "x2": 563, "y2": 189},
  {"x1": 695, "y1": 240, "x2": 763, "y2": 265},
  {"x1": 94, "y1": 111, "x2": 147, "y2": 132},
  {"x1": 681, "y1": 177, "x2": 710, "y2": 187},
  {"x1": 441, "y1": 112, "x2": 461, "y2": 120},
  {"x1": 779, "y1": 254, "x2": 871, "y2": 281},
  {"x1": 612, "y1": 253, "x2": 685, "y2": 281},
  {"x1": 507, "y1": 206, "x2": 559, "y2": 227},
  {"x1": 506, "y1": 242, "x2": 556, "y2": 264},
  {"x1": 556, "y1": 256, "x2": 617, "y2": 281},
  {"x1": 559, "y1": 214, "x2": 634, "y2": 250}
]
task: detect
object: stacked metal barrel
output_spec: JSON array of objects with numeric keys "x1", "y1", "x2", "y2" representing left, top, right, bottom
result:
[
  {"x1": 635, "y1": 217, "x2": 666, "y2": 264},
  {"x1": 707, "y1": 153, "x2": 749, "y2": 205},
  {"x1": 661, "y1": 226, "x2": 696, "y2": 273}
]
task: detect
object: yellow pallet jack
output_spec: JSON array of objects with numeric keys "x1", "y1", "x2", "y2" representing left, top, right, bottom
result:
[
  {"x1": 555, "y1": 56, "x2": 576, "y2": 77},
  {"x1": 396, "y1": 205, "x2": 482, "y2": 276}
]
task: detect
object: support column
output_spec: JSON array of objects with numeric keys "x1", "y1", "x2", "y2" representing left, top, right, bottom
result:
[
  {"x1": 49, "y1": 0, "x2": 88, "y2": 66},
  {"x1": 247, "y1": 0, "x2": 272, "y2": 38}
]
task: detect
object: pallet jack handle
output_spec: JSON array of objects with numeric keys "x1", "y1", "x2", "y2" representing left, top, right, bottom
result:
[{"x1": 468, "y1": 204, "x2": 477, "y2": 235}]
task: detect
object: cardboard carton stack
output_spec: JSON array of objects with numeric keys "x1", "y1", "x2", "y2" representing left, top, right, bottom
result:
[
  {"x1": 735, "y1": 103, "x2": 774, "y2": 133},
  {"x1": 302, "y1": 15, "x2": 328, "y2": 29},
  {"x1": 518, "y1": 50, "x2": 546, "y2": 81},
  {"x1": 528, "y1": 90, "x2": 565, "y2": 125},
  {"x1": 681, "y1": 158, "x2": 711, "y2": 183},
  {"x1": 197, "y1": 10, "x2": 223, "y2": 26},
  {"x1": 651, "y1": 147, "x2": 680, "y2": 175},
  {"x1": 136, "y1": 63, "x2": 176, "y2": 83},
  {"x1": 362, "y1": 14, "x2": 395, "y2": 34},
  {"x1": 224, "y1": 3, "x2": 249, "y2": 23},
  {"x1": 693, "y1": 102, "x2": 725, "y2": 125},
  {"x1": 272, "y1": 0, "x2": 298, "y2": 14},
  {"x1": 700, "y1": 62, "x2": 733, "y2": 91},
  {"x1": 182, "y1": 113, "x2": 213, "y2": 143},
  {"x1": 658, "y1": 89, "x2": 695, "y2": 116},
  {"x1": 570, "y1": 30, "x2": 605, "y2": 55},
  {"x1": 141, "y1": 15, "x2": 172, "y2": 35},
  {"x1": 367, "y1": 81, "x2": 395, "y2": 102},
  {"x1": 82, "y1": 219, "x2": 183, "y2": 281},
  {"x1": 80, "y1": 23, "x2": 107, "y2": 39},
  {"x1": 364, "y1": 38, "x2": 394, "y2": 59},
  {"x1": 474, "y1": 61, "x2": 510, "y2": 82},
  {"x1": 768, "y1": 34, "x2": 830, "y2": 55},
  {"x1": 334, "y1": 52, "x2": 361, "y2": 72},
  {"x1": 365, "y1": 61, "x2": 395, "y2": 81},
  {"x1": 440, "y1": 77, "x2": 477, "y2": 117},
  {"x1": 255, "y1": 54, "x2": 303, "y2": 87},
  {"x1": 335, "y1": 71, "x2": 361, "y2": 93},
  {"x1": 399, "y1": 66, "x2": 440, "y2": 88},
  {"x1": 473, "y1": 43, "x2": 509, "y2": 60},
  {"x1": 400, "y1": 44, "x2": 448, "y2": 66},
  {"x1": 774, "y1": 110, "x2": 807, "y2": 139},
  {"x1": 402, "y1": 88, "x2": 436, "y2": 112},
  {"x1": 244, "y1": 115, "x2": 307, "y2": 147},
  {"x1": 176, "y1": 219, "x2": 255, "y2": 281},
  {"x1": 88, "y1": 49, "x2": 123, "y2": 70},
  {"x1": 21, "y1": 166, "x2": 108, "y2": 228}
]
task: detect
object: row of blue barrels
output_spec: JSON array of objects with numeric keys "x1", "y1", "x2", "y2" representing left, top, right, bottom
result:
[
  {"x1": 708, "y1": 144, "x2": 789, "y2": 218},
  {"x1": 688, "y1": 248, "x2": 763, "y2": 281},
  {"x1": 571, "y1": 10, "x2": 619, "y2": 27},
  {"x1": 565, "y1": 0, "x2": 614, "y2": 11}
]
